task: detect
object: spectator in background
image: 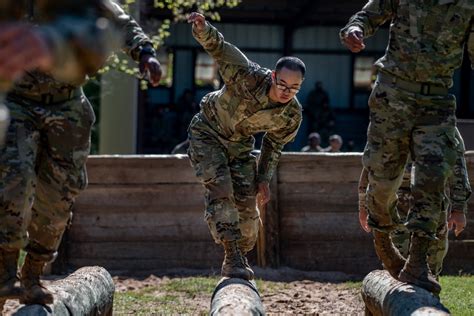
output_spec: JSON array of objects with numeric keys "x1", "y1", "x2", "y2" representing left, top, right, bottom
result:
[
  {"x1": 304, "y1": 81, "x2": 335, "y2": 141},
  {"x1": 301, "y1": 132, "x2": 323, "y2": 152},
  {"x1": 325, "y1": 134, "x2": 343, "y2": 152},
  {"x1": 176, "y1": 89, "x2": 199, "y2": 140}
]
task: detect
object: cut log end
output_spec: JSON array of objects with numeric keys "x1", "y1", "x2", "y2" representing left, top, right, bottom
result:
[
  {"x1": 210, "y1": 277, "x2": 265, "y2": 316},
  {"x1": 362, "y1": 270, "x2": 450, "y2": 316},
  {"x1": 13, "y1": 266, "x2": 114, "y2": 316}
]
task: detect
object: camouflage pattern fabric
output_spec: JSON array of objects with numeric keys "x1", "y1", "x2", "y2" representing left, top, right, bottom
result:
[
  {"x1": 0, "y1": 0, "x2": 148, "y2": 259},
  {"x1": 0, "y1": 94, "x2": 94, "y2": 257},
  {"x1": 342, "y1": 1, "x2": 473, "y2": 241},
  {"x1": 340, "y1": 0, "x2": 474, "y2": 88},
  {"x1": 188, "y1": 22, "x2": 302, "y2": 247},
  {"x1": 359, "y1": 129, "x2": 471, "y2": 276}
]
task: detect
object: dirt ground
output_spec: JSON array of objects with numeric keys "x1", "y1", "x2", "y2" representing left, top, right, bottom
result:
[{"x1": 1, "y1": 268, "x2": 366, "y2": 315}]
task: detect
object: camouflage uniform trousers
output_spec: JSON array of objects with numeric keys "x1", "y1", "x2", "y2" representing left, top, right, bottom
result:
[
  {"x1": 363, "y1": 80, "x2": 458, "y2": 240},
  {"x1": 391, "y1": 190, "x2": 448, "y2": 277},
  {"x1": 0, "y1": 91, "x2": 94, "y2": 261},
  {"x1": 188, "y1": 113, "x2": 260, "y2": 254}
]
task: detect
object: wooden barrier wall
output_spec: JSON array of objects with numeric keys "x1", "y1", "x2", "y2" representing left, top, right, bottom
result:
[{"x1": 59, "y1": 153, "x2": 474, "y2": 276}]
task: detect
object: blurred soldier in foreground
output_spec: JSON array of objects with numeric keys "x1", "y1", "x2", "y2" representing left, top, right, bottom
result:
[
  {"x1": 341, "y1": 0, "x2": 474, "y2": 293},
  {"x1": 358, "y1": 128, "x2": 471, "y2": 281},
  {"x1": 0, "y1": 0, "x2": 161, "y2": 307},
  {"x1": 187, "y1": 12, "x2": 304, "y2": 280}
]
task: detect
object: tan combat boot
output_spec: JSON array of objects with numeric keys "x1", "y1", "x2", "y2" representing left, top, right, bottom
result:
[
  {"x1": 0, "y1": 248, "x2": 22, "y2": 298},
  {"x1": 19, "y1": 254, "x2": 54, "y2": 305},
  {"x1": 221, "y1": 241, "x2": 254, "y2": 280},
  {"x1": 399, "y1": 234, "x2": 441, "y2": 294},
  {"x1": 373, "y1": 230, "x2": 406, "y2": 279}
]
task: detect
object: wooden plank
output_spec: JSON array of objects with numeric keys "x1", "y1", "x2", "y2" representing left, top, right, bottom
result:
[
  {"x1": 278, "y1": 153, "x2": 363, "y2": 183},
  {"x1": 74, "y1": 184, "x2": 205, "y2": 213},
  {"x1": 67, "y1": 241, "x2": 222, "y2": 261},
  {"x1": 68, "y1": 258, "x2": 223, "y2": 273},
  {"x1": 278, "y1": 182, "x2": 357, "y2": 212},
  {"x1": 86, "y1": 155, "x2": 198, "y2": 184},
  {"x1": 68, "y1": 211, "x2": 210, "y2": 242},
  {"x1": 280, "y1": 212, "x2": 371, "y2": 241},
  {"x1": 263, "y1": 170, "x2": 280, "y2": 268}
]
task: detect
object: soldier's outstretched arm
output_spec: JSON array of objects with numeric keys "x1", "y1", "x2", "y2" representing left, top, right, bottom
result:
[
  {"x1": 256, "y1": 111, "x2": 302, "y2": 203},
  {"x1": 447, "y1": 129, "x2": 472, "y2": 236},
  {"x1": 35, "y1": 0, "x2": 122, "y2": 83},
  {"x1": 188, "y1": 12, "x2": 251, "y2": 85},
  {"x1": 104, "y1": 0, "x2": 162, "y2": 86},
  {"x1": 339, "y1": 0, "x2": 396, "y2": 52}
]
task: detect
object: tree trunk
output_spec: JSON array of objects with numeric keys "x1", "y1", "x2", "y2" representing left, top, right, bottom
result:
[
  {"x1": 13, "y1": 266, "x2": 114, "y2": 316},
  {"x1": 210, "y1": 277, "x2": 265, "y2": 315},
  {"x1": 361, "y1": 270, "x2": 450, "y2": 316}
]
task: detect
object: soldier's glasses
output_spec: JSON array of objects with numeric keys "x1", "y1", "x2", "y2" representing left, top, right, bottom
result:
[{"x1": 275, "y1": 77, "x2": 301, "y2": 94}]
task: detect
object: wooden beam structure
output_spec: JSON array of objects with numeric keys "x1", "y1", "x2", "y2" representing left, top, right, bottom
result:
[
  {"x1": 13, "y1": 266, "x2": 114, "y2": 316},
  {"x1": 361, "y1": 270, "x2": 450, "y2": 316},
  {"x1": 210, "y1": 277, "x2": 265, "y2": 315}
]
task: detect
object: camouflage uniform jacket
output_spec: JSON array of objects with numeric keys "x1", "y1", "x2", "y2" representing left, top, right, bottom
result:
[
  {"x1": 340, "y1": 0, "x2": 474, "y2": 88},
  {"x1": 9, "y1": 0, "x2": 151, "y2": 96},
  {"x1": 192, "y1": 22, "x2": 302, "y2": 183}
]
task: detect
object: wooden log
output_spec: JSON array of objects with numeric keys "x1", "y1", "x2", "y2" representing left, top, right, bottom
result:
[
  {"x1": 13, "y1": 266, "x2": 114, "y2": 316},
  {"x1": 361, "y1": 270, "x2": 450, "y2": 316},
  {"x1": 210, "y1": 278, "x2": 265, "y2": 315}
]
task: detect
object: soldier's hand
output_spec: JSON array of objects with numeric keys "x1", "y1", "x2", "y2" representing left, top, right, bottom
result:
[
  {"x1": 448, "y1": 210, "x2": 466, "y2": 237},
  {"x1": 187, "y1": 12, "x2": 206, "y2": 32},
  {"x1": 342, "y1": 26, "x2": 366, "y2": 53},
  {"x1": 257, "y1": 181, "x2": 271, "y2": 206},
  {"x1": 139, "y1": 55, "x2": 162, "y2": 87},
  {"x1": 358, "y1": 193, "x2": 371, "y2": 233},
  {"x1": 0, "y1": 24, "x2": 53, "y2": 81}
]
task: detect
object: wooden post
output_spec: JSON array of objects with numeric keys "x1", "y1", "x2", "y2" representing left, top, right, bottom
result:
[
  {"x1": 210, "y1": 277, "x2": 265, "y2": 315},
  {"x1": 361, "y1": 270, "x2": 450, "y2": 316},
  {"x1": 13, "y1": 266, "x2": 114, "y2": 316}
]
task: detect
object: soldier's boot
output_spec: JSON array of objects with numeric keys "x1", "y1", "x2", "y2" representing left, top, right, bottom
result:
[
  {"x1": 0, "y1": 248, "x2": 22, "y2": 299},
  {"x1": 373, "y1": 230, "x2": 406, "y2": 279},
  {"x1": 19, "y1": 254, "x2": 54, "y2": 305},
  {"x1": 221, "y1": 241, "x2": 254, "y2": 280},
  {"x1": 399, "y1": 235, "x2": 441, "y2": 294}
]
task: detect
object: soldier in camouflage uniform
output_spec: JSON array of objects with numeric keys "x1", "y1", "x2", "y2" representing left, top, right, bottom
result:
[
  {"x1": 341, "y1": 0, "x2": 474, "y2": 293},
  {"x1": 0, "y1": 0, "x2": 161, "y2": 306},
  {"x1": 358, "y1": 128, "x2": 471, "y2": 279},
  {"x1": 187, "y1": 12, "x2": 304, "y2": 280}
]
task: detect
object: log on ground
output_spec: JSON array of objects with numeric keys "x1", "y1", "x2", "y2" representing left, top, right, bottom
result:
[
  {"x1": 210, "y1": 277, "x2": 265, "y2": 315},
  {"x1": 362, "y1": 270, "x2": 450, "y2": 316},
  {"x1": 13, "y1": 266, "x2": 114, "y2": 316}
]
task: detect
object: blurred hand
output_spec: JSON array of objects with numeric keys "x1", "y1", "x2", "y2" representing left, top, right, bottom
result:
[
  {"x1": 342, "y1": 26, "x2": 366, "y2": 53},
  {"x1": 187, "y1": 12, "x2": 206, "y2": 32},
  {"x1": 358, "y1": 194, "x2": 371, "y2": 233},
  {"x1": 448, "y1": 210, "x2": 466, "y2": 237},
  {"x1": 257, "y1": 181, "x2": 271, "y2": 207},
  {"x1": 139, "y1": 54, "x2": 162, "y2": 87},
  {"x1": 0, "y1": 24, "x2": 53, "y2": 80}
]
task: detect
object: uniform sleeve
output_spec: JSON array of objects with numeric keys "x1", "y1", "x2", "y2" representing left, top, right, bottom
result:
[
  {"x1": 105, "y1": 0, "x2": 152, "y2": 61},
  {"x1": 257, "y1": 110, "x2": 302, "y2": 183},
  {"x1": 448, "y1": 148, "x2": 472, "y2": 214},
  {"x1": 339, "y1": 0, "x2": 396, "y2": 40},
  {"x1": 37, "y1": 0, "x2": 122, "y2": 83},
  {"x1": 192, "y1": 22, "x2": 251, "y2": 86},
  {"x1": 468, "y1": 17, "x2": 474, "y2": 69}
]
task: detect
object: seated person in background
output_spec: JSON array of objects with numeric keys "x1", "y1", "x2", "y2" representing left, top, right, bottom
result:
[
  {"x1": 324, "y1": 134, "x2": 343, "y2": 152},
  {"x1": 301, "y1": 132, "x2": 323, "y2": 152}
]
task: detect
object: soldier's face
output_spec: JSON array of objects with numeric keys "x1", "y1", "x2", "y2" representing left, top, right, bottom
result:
[{"x1": 272, "y1": 68, "x2": 303, "y2": 103}]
